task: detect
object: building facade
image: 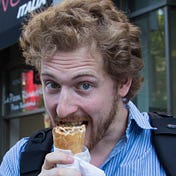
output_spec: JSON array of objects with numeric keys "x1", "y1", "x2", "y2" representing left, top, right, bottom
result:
[{"x1": 0, "y1": 0, "x2": 176, "y2": 161}]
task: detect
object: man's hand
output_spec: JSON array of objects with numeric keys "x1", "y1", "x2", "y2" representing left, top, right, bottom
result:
[{"x1": 38, "y1": 151, "x2": 81, "y2": 176}]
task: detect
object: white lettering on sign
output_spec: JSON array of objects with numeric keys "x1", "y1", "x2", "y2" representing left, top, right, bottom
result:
[
  {"x1": 4, "y1": 88, "x2": 42, "y2": 104},
  {"x1": 10, "y1": 101, "x2": 37, "y2": 111},
  {"x1": 22, "y1": 89, "x2": 42, "y2": 99},
  {"x1": 19, "y1": 101, "x2": 36, "y2": 109},
  {"x1": 17, "y1": 0, "x2": 47, "y2": 19},
  {"x1": 4, "y1": 93, "x2": 22, "y2": 104},
  {"x1": 11, "y1": 103, "x2": 20, "y2": 111}
]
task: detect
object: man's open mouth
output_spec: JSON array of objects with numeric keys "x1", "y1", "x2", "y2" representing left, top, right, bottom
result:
[{"x1": 57, "y1": 121, "x2": 88, "y2": 127}]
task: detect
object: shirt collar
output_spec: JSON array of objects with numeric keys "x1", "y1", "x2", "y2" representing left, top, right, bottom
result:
[
  {"x1": 100, "y1": 101, "x2": 155, "y2": 168},
  {"x1": 126, "y1": 101, "x2": 155, "y2": 130}
]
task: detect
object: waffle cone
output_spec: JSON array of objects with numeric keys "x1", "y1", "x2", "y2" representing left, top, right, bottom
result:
[{"x1": 52, "y1": 124, "x2": 86, "y2": 154}]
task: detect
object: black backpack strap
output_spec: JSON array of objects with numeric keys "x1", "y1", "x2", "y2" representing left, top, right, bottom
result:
[
  {"x1": 20, "y1": 128, "x2": 53, "y2": 176},
  {"x1": 149, "y1": 112, "x2": 176, "y2": 176}
]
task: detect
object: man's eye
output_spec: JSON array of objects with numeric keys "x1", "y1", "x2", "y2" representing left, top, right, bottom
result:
[
  {"x1": 45, "y1": 81, "x2": 60, "y2": 89},
  {"x1": 79, "y1": 83, "x2": 92, "y2": 90}
]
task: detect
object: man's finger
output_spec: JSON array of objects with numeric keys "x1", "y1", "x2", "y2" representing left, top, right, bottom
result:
[
  {"x1": 39, "y1": 167, "x2": 81, "y2": 176},
  {"x1": 42, "y1": 151, "x2": 74, "y2": 170}
]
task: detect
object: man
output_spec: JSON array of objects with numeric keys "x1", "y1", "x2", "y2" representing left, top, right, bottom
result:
[{"x1": 0, "y1": 0, "x2": 166, "y2": 175}]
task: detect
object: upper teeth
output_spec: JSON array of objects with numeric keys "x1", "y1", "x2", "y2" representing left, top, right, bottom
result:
[{"x1": 59, "y1": 122, "x2": 83, "y2": 126}]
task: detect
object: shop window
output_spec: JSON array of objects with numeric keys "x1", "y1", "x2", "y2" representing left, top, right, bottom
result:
[
  {"x1": 127, "y1": 0, "x2": 159, "y2": 12},
  {"x1": 169, "y1": 6, "x2": 176, "y2": 114},
  {"x1": 132, "y1": 8, "x2": 167, "y2": 112},
  {"x1": 4, "y1": 67, "x2": 44, "y2": 116}
]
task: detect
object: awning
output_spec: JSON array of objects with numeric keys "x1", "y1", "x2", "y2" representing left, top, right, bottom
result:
[{"x1": 0, "y1": 0, "x2": 52, "y2": 50}]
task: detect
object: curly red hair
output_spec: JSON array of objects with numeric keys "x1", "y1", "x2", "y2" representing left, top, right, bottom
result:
[{"x1": 20, "y1": 0, "x2": 144, "y2": 101}]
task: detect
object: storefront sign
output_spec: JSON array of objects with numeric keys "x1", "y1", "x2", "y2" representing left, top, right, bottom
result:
[
  {"x1": 0, "y1": 0, "x2": 52, "y2": 49},
  {"x1": 17, "y1": 0, "x2": 48, "y2": 19},
  {"x1": 4, "y1": 89, "x2": 42, "y2": 111},
  {"x1": 4, "y1": 68, "x2": 44, "y2": 115}
]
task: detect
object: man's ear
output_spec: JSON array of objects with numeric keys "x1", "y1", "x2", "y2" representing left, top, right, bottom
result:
[{"x1": 118, "y1": 77, "x2": 132, "y2": 97}]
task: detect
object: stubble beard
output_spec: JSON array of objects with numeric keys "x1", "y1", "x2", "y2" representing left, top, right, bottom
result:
[{"x1": 87, "y1": 97, "x2": 118, "y2": 151}]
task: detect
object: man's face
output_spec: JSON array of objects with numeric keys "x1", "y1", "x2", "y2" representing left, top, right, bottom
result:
[{"x1": 41, "y1": 47, "x2": 120, "y2": 150}]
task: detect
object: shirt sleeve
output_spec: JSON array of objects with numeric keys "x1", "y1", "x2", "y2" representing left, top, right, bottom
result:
[{"x1": 0, "y1": 137, "x2": 29, "y2": 176}]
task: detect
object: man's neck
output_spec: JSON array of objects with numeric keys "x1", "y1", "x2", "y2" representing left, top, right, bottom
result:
[{"x1": 90, "y1": 102, "x2": 128, "y2": 167}]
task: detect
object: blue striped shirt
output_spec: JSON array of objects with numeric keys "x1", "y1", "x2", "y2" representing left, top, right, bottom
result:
[{"x1": 0, "y1": 101, "x2": 166, "y2": 176}]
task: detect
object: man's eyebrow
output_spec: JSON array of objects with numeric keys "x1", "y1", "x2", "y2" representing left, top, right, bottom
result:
[
  {"x1": 72, "y1": 73, "x2": 97, "y2": 80},
  {"x1": 41, "y1": 73, "x2": 49, "y2": 77},
  {"x1": 40, "y1": 73, "x2": 55, "y2": 79},
  {"x1": 40, "y1": 72, "x2": 98, "y2": 82}
]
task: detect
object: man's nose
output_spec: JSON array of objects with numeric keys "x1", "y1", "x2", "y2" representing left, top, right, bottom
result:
[{"x1": 56, "y1": 88, "x2": 78, "y2": 118}]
